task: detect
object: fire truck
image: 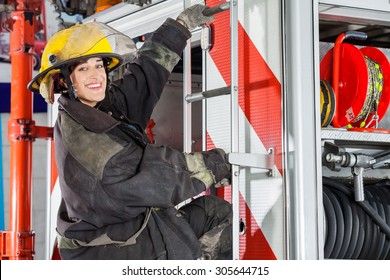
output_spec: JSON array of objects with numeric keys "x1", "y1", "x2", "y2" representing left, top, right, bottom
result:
[{"x1": 0, "y1": 0, "x2": 389, "y2": 260}]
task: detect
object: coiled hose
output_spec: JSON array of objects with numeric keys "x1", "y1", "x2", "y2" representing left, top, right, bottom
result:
[{"x1": 322, "y1": 177, "x2": 390, "y2": 259}]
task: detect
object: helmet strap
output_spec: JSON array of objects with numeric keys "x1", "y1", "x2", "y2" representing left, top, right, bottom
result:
[
  {"x1": 60, "y1": 65, "x2": 79, "y2": 100},
  {"x1": 103, "y1": 58, "x2": 111, "y2": 90}
]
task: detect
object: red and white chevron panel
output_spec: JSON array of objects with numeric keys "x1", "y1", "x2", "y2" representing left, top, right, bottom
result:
[{"x1": 206, "y1": 0, "x2": 284, "y2": 260}]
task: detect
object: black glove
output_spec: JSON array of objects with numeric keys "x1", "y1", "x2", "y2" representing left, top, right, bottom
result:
[
  {"x1": 176, "y1": 4, "x2": 215, "y2": 30},
  {"x1": 201, "y1": 148, "x2": 231, "y2": 183},
  {"x1": 185, "y1": 148, "x2": 231, "y2": 189}
]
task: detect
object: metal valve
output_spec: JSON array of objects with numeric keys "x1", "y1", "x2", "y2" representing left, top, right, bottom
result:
[{"x1": 323, "y1": 142, "x2": 375, "y2": 201}]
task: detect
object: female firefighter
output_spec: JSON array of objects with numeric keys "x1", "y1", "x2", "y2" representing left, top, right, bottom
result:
[{"x1": 28, "y1": 4, "x2": 232, "y2": 260}]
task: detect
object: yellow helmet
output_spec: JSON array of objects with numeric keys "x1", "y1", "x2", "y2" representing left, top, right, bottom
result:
[{"x1": 28, "y1": 22, "x2": 138, "y2": 103}]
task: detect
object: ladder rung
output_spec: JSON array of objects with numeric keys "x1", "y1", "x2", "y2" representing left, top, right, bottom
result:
[{"x1": 185, "y1": 86, "x2": 231, "y2": 103}]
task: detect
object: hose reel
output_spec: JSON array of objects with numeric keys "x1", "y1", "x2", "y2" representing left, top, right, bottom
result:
[
  {"x1": 323, "y1": 177, "x2": 390, "y2": 259},
  {"x1": 320, "y1": 31, "x2": 390, "y2": 132},
  {"x1": 322, "y1": 141, "x2": 390, "y2": 259}
]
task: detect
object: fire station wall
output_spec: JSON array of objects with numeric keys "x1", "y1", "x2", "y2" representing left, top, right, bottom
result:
[{"x1": 1, "y1": 112, "x2": 48, "y2": 260}]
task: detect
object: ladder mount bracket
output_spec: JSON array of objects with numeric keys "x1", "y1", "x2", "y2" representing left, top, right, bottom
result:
[{"x1": 227, "y1": 148, "x2": 275, "y2": 177}]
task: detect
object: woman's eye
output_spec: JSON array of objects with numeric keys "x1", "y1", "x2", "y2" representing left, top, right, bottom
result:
[
  {"x1": 78, "y1": 67, "x2": 87, "y2": 71},
  {"x1": 96, "y1": 64, "x2": 104, "y2": 69}
]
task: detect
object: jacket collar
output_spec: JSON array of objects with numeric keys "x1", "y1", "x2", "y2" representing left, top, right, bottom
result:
[{"x1": 58, "y1": 95, "x2": 120, "y2": 133}]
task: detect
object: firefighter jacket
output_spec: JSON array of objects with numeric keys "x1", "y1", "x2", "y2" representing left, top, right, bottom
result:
[{"x1": 54, "y1": 18, "x2": 230, "y2": 260}]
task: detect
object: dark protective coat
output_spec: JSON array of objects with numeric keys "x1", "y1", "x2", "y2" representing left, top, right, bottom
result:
[{"x1": 54, "y1": 19, "x2": 229, "y2": 260}]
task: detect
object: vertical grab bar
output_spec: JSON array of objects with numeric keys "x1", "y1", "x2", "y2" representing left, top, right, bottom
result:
[{"x1": 230, "y1": 0, "x2": 240, "y2": 260}]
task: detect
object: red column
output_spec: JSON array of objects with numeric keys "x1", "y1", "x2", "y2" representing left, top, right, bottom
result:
[{"x1": 7, "y1": 7, "x2": 35, "y2": 260}]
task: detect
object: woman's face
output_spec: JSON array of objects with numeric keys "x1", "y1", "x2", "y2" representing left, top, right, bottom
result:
[{"x1": 70, "y1": 57, "x2": 107, "y2": 107}]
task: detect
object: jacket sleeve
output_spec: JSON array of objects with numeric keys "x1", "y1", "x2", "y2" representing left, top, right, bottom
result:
[
  {"x1": 100, "y1": 143, "x2": 207, "y2": 209},
  {"x1": 111, "y1": 18, "x2": 191, "y2": 130}
]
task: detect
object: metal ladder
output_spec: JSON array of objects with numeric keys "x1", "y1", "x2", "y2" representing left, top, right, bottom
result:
[{"x1": 182, "y1": 1, "x2": 275, "y2": 260}]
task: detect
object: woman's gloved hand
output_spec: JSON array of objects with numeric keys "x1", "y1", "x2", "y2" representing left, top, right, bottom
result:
[
  {"x1": 201, "y1": 148, "x2": 231, "y2": 182},
  {"x1": 185, "y1": 148, "x2": 231, "y2": 189},
  {"x1": 176, "y1": 4, "x2": 215, "y2": 30}
]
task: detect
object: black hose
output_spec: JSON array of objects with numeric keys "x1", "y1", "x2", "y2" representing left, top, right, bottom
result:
[
  {"x1": 323, "y1": 177, "x2": 390, "y2": 238},
  {"x1": 359, "y1": 200, "x2": 373, "y2": 259},
  {"x1": 351, "y1": 201, "x2": 365, "y2": 259},
  {"x1": 333, "y1": 189, "x2": 353, "y2": 258},
  {"x1": 323, "y1": 191, "x2": 336, "y2": 257},
  {"x1": 322, "y1": 177, "x2": 390, "y2": 259},
  {"x1": 324, "y1": 187, "x2": 345, "y2": 258},
  {"x1": 345, "y1": 201, "x2": 362, "y2": 259},
  {"x1": 375, "y1": 185, "x2": 390, "y2": 259},
  {"x1": 365, "y1": 190, "x2": 382, "y2": 259}
]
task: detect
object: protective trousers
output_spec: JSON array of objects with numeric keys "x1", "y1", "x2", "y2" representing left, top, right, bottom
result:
[{"x1": 179, "y1": 195, "x2": 232, "y2": 260}]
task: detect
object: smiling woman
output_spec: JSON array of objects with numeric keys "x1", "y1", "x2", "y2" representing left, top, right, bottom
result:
[
  {"x1": 67, "y1": 57, "x2": 108, "y2": 107},
  {"x1": 27, "y1": 21, "x2": 135, "y2": 104},
  {"x1": 26, "y1": 6, "x2": 233, "y2": 261}
]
